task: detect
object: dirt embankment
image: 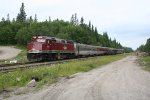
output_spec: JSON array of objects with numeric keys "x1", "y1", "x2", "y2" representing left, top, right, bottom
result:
[
  {"x1": 5, "y1": 56, "x2": 150, "y2": 100},
  {"x1": 0, "y1": 46, "x2": 21, "y2": 60}
]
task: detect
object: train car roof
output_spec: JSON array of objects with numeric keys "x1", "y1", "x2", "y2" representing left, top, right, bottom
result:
[{"x1": 32, "y1": 36, "x2": 74, "y2": 44}]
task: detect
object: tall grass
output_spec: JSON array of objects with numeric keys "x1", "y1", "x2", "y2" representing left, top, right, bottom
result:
[
  {"x1": 15, "y1": 46, "x2": 28, "y2": 63},
  {"x1": 140, "y1": 56, "x2": 150, "y2": 71},
  {"x1": 0, "y1": 54, "x2": 128, "y2": 91}
]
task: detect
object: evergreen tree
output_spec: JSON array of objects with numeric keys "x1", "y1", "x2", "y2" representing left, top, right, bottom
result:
[
  {"x1": 145, "y1": 38, "x2": 150, "y2": 53},
  {"x1": 137, "y1": 38, "x2": 150, "y2": 54},
  {"x1": 80, "y1": 17, "x2": 84, "y2": 25},
  {"x1": 0, "y1": 5, "x2": 125, "y2": 49},
  {"x1": 88, "y1": 21, "x2": 91, "y2": 28},
  {"x1": 34, "y1": 14, "x2": 38, "y2": 22},
  {"x1": 91, "y1": 25, "x2": 94, "y2": 31},
  {"x1": 12, "y1": 18, "x2": 16, "y2": 23},
  {"x1": 6, "y1": 13, "x2": 10, "y2": 22},
  {"x1": 49, "y1": 16, "x2": 51, "y2": 22},
  {"x1": 74, "y1": 13, "x2": 77, "y2": 25},
  {"x1": 26, "y1": 16, "x2": 33, "y2": 23},
  {"x1": 29, "y1": 16, "x2": 33, "y2": 22},
  {"x1": 70, "y1": 14, "x2": 74, "y2": 24},
  {"x1": 94, "y1": 27, "x2": 98, "y2": 34},
  {"x1": 74, "y1": 13, "x2": 79, "y2": 25},
  {"x1": 137, "y1": 45, "x2": 145, "y2": 52},
  {"x1": 70, "y1": 13, "x2": 78, "y2": 25},
  {"x1": 103, "y1": 32, "x2": 110, "y2": 47},
  {"x1": 1, "y1": 17, "x2": 5, "y2": 22},
  {"x1": 16, "y1": 3, "x2": 26, "y2": 23}
]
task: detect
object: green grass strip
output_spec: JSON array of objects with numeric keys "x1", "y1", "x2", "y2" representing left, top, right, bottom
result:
[
  {"x1": 0, "y1": 54, "x2": 128, "y2": 91},
  {"x1": 139, "y1": 56, "x2": 150, "y2": 71}
]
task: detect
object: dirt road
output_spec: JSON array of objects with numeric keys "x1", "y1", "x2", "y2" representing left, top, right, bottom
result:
[
  {"x1": 6, "y1": 56, "x2": 150, "y2": 100},
  {"x1": 0, "y1": 46, "x2": 21, "y2": 60}
]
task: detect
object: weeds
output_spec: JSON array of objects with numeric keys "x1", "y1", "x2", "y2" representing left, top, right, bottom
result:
[
  {"x1": 140, "y1": 56, "x2": 150, "y2": 71},
  {"x1": 0, "y1": 54, "x2": 128, "y2": 91}
]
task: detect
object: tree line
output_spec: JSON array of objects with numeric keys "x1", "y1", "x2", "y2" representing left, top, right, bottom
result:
[
  {"x1": 137, "y1": 38, "x2": 150, "y2": 54},
  {"x1": 0, "y1": 3, "x2": 132, "y2": 52}
]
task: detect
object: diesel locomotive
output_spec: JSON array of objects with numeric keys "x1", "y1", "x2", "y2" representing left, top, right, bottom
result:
[{"x1": 27, "y1": 36, "x2": 124, "y2": 61}]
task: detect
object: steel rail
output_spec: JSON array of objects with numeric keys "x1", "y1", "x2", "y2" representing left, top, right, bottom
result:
[{"x1": 0, "y1": 57, "x2": 95, "y2": 73}]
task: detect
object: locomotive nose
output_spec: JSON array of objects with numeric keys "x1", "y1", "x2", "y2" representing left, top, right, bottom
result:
[{"x1": 27, "y1": 43, "x2": 43, "y2": 53}]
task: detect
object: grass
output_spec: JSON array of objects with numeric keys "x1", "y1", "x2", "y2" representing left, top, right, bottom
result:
[
  {"x1": 15, "y1": 46, "x2": 28, "y2": 63},
  {"x1": 139, "y1": 56, "x2": 150, "y2": 71},
  {"x1": 0, "y1": 54, "x2": 128, "y2": 92}
]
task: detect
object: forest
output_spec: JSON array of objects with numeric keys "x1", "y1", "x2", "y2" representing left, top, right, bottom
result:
[
  {"x1": 137, "y1": 38, "x2": 150, "y2": 54},
  {"x1": 0, "y1": 3, "x2": 132, "y2": 52}
]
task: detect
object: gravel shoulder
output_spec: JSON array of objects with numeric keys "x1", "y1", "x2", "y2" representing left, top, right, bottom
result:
[
  {"x1": 0, "y1": 46, "x2": 21, "y2": 60},
  {"x1": 5, "y1": 56, "x2": 150, "y2": 100}
]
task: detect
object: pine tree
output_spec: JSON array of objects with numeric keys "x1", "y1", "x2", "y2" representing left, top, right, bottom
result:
[
  {"x1": 70, "y1": 13, "x2": 78, "y2": 25},
  {"x1": 76, "y1": 19, "x2": 79, "y2": 25},
  {"x1": 26, "y1": 16, "x2": 33, "y2": 23},
  {"x1": 75, "y1": 13, "x2": 77, "y2": 24},
  {"x1": 74, "y1": 13, "x2": 78, "y2": 25},
  {"x1": 34, "y1": 14, "x2": 38, "y2": 22},
  {"x1": 29, "y1": 16, "x2": 33, "y2": 22},
  {"x1": 49, "y1": 16, "x2": 51, "y2": 22},
  {"x1": 145, "y1": 38, "x2": 150, "y2": 53},
  {"x1": 56, "y1": 18, "x2": 59, "y2": 21},
  {"x1": 1, "y1": 17, "x2": 5, "y2": 22},
  {"x1": 91, "y1": 25, "x2": 94, "y2": 31},
  {"x1": 16, "y1": 3, "x2": 26, "y2": 23},
  {"x1": 88, "y1": 21, "x2": 91, "y2": 28},
  {"x1": 80, "y1": 17, "x2": 84, "y2": 25},
  {"x1": 6, "y1": 13, "x2": 10, "y2": 22},
  {"x1": 103, "y1": 32, "x2": 110, "y2": 47},
  {"x1": 94, "y1": 27, "x2": 98, "y2": 34},
  {"x1": 70, "y1": 14, "x2": 74, "y2": 24},
  {"x1": 12, "y1": 18, "x2": 16, "y2": 23},
  {"x1": 1, "y1": 17, "x2": 6, "y2": 25}
]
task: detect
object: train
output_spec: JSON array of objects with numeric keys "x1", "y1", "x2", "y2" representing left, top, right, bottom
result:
[{"x1": 27, "y1": 36, "x2": 124, "y2": 61}]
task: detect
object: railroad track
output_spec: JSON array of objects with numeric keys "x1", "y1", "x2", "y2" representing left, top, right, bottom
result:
[
  {"x1": 0, "y1": 57, "x2": 94, "y2": 73},
  {"x1": 0, "y1": 60, "x2": 69, "y2": 73}
]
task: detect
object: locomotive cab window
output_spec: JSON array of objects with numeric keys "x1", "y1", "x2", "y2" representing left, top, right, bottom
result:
[
  {"x1": 61, "y1": 40, "x2": 66, "y2": 44},
  {"x1": 32, "y1": 39, "x2": 46, "y2": 43},
  {"x1": 51, "y1": 39, "x2": 56, "y2": 43}
]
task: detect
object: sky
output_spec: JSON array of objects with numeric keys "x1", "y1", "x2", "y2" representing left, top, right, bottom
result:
[{"x1": 0, "y1": 0, "x2": 150, "y2": 50}]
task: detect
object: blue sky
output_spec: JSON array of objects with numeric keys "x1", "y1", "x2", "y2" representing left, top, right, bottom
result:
[{"x1": 0, "y1": 0, "x2": 150, "y2": 49}]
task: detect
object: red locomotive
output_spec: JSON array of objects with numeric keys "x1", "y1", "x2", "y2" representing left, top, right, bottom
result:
[
  {"x1": 27, "y1": 36, "x2": 75, "y2": 61},
  {"x1": 27, "y1": 36, "x2": 124, "y2": 61}
]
